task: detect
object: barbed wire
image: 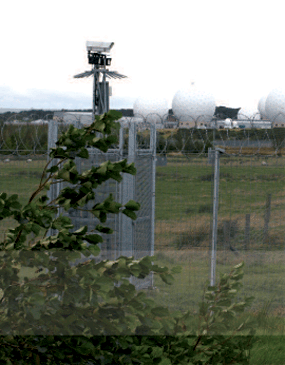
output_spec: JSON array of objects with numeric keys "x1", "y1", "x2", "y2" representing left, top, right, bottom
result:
[{"x1": 0, "y1": 111, "x2": 285, "y2": 157}]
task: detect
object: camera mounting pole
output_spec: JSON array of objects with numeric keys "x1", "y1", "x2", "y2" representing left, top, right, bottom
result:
[{"x1": 74, "y1": 41, "x2": 127, "y2": 119}]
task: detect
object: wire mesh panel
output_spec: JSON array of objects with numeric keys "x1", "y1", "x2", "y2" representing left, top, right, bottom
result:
[
  {"x1": 151, "y1": 152, "x2": 213, "y2": 313},
  {"x1": 215, "y1": 154, "x2": 285, "y2": 314},
  {"x1": 46, "y1": 117, "x2": 156, "y2": 290},
  {"x1": 63, "y1": 150, "x2": 121, "y2": 264},
  {"x1": 133, "y1": 154, "x2": 153, "y2": 259},
  {"x1": 145, "y1": 123, "x2": 285, "y2": 319},
  {"x1": 129, "y1": 121, "x2": 156, "y2": 289}
]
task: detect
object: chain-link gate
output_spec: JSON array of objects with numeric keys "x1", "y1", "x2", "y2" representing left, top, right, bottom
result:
[{"x1": 47, "y1": 118, "x2": 156, "y2": 290}]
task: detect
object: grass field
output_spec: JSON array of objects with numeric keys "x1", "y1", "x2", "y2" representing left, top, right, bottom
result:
[
  {"x1": 0, "y1": 153, "x2": 285, "y2": 362},
  {"x1": 0, "y1": 154, "x2": 284, "y2": 308},
  {"x1": 0, "y1": 157, "x2": 48, "y2": 243}
]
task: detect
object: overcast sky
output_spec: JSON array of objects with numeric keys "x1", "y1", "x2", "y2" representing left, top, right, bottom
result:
[{"x1": 1, "y1": 0, "x2": 284, "y2": 112}]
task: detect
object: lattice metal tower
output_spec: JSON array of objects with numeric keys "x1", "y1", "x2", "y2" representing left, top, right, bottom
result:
[{"x1": 73, "y1": 41, "x2": 127, "y2": 117}]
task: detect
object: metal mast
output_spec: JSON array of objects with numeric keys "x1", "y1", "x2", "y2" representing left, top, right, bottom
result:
[{"x1": 74, "y1": 41, "x2": 127, "y2": 119}]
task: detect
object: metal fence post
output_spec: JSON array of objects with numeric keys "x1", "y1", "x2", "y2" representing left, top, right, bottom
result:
[
  {"x1": 263, "y1": 193, "x2": 272, "y2": 243},
  {"x1": 121, "y1": 122, "x2": 135, "y2": 258},
  {"x1": 150, "y1": 122, "x2": 156, "y2": 288},
  {"x1": 210, "y1": 148, "x2": 224, "y2": 287},
  {"x1": 150, "y1": 123, "x2": 156, "y2": 258},
  {"x1": 244, "y1": 213, "x2": 251, "y2": 249},
  {"x1": 46, "y1": 119, "x2": 60, "y2": 238}
]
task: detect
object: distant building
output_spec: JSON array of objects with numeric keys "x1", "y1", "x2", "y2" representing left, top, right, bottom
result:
[
  {"x1": 272, "y1": 121, "x2": 285, "y2": 128},
  {"x1": 179, "y1": 121, "x2": 209, "y2": 129},
  {"x1": 214, "y1": 106, "x2": 241, "y2": 120},
  {"x1": 179, "y1": 121, "x2": 196, "y2": 128}
]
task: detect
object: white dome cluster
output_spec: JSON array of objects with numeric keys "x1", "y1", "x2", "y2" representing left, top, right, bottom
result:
[
  {"x1": 133, "y1": 84, "x2": 216, "y2": 125},
  {"x1": 133, "y1": 96, "x2": 168, "y2": 124},
  {"x1": 265, "y1": 88, "x2": 285, "y2": 124},
  {"x1": 171, "y1": 86, "x2": 216, "y2": 123},
  {"x1": 258, "y1": 96, "x2": 267, "y2": 119},
  {"x1": 238, "y1": 107, "x2": 260, "y2": 120}
]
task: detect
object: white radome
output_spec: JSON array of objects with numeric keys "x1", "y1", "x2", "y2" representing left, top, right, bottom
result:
[
  {"x1": 172, "y1": 86, "x2": 215, "y2": 123},
  {"x1": 238, "y1": 107, "x2": 260, "y2": 120},
  {"x1": 265, "y1": 88, "x2": 285, "y2": 124},
  {"x1": 258, "y1": 96, "x2": 267, "y2": 119},
  {"x1": 133, "y1": 96, "x2": 169, "y2": 124}
]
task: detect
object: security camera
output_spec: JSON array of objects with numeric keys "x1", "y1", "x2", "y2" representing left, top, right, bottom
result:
[{"x1": 86, "y1": 41, "x2": 114, "y2": 53}]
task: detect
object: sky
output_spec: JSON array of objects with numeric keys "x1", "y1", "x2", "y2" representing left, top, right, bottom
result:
[{"x1": 1, "y1": 0, "x2": 285, "y2": 112}]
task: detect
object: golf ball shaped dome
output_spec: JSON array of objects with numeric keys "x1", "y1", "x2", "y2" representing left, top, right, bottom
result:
[
  {"x1": 258, "y1": 96, "x2": 267, "y2": 119},
  {"x1": 224, "y1": 118, "x2": 232, "y2": 126},
  {"x1": 172, "y1": 86, "x2": 215, "y2": 123},
  {"x1": 265, "y1": 88, "x2": 285, "y2": 124},
  {"x1": 133, "y1": 96, "x2": 169, "y2": 123},
  {"x1": 238, "y1": 107, "x2": 260, "y2": 120}
]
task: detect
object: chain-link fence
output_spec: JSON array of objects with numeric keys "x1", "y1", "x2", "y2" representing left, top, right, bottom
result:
[
  {"x1": 1, "y1": 111, "x2": 285, "y2": 318},
  {"x1": 46, "y1": 116, "x2": 156, "y2": 291}
]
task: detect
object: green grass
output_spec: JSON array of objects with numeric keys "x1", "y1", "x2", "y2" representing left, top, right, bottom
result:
[
  {"x1": 0, "y1": 157, "x2": 48, "y2": 242},
  {"x1": 1, "y1": 155, "x2": 285, "y2": 314},
  {"x1": 249, "y1": 336, "x2": 285, "y2": 364},
  {"x1": 155, "y1": 155, "x2": 285, "y2": 221},
  {"x1": 139, "y1": 248, "x2": 285, "y2": 321}
]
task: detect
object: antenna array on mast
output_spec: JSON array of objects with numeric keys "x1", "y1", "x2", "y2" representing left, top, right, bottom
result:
[{"x1": 73, "y1": 41, "x2": 127, "y2": 117}]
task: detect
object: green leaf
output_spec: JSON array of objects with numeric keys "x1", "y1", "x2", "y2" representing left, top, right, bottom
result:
[
  {"x1": 84, "y1": 234, "x2": 103, "y2": 244},
  {"x1": 0, "y1": 192, "x2": 7, "y2": 200},
  {"x1": 94, "y1": 120, "x2": 105, "y2": 133},
  {"x1": 74, "y1": 225, "x2": 88, "y2": 235},
  {"x1": 233, "y1": 261, "x2": 244, "y2": 269},
  {"x1": 38, "y1": 195, "x2": 49, "y2": 204},
  {"x1": 232, "y1": 272, "x2": 244, "y2": 280},
  {"x1": 77, "y1": 147, "x2": 89, "y2": 159},
  {"x1": 58, "y1": 169, "x2": 70, "y2": 181},
  {"x1": 10, "y1": 201, "x2": 22, "y2": 209},
  {"x1": 124, "y1": 163, "x2": 137, "y2": 175},
  {"x1": 95, "y1": 225, "x2": 113, "y2": 234},
  {"x1": 77, "y1": 196, "x2": 87, "y2": 207},
  {"x1": 107, "y1": 110, "x2": 123, "y2": 120},
  {"x1": 31, "y1": 223, "x2": 41, "y2": 235},
  {"x1": 43, "y1": 181, "x2": 52, "y2": 191},
  {"x1": 8, "y1": 194, "x2": 19, "y2": 202},
  {"x1": 46, "y1": 165, "x2": 59, "y2": 173},
  {"x1": 122, "y1": 209, "x2": 137, "y2": 220},
  {"x1": 63, "y1": 199, "x2": 71, "y2": 210},
  {"x1": 160, "y1": 273, "x2": 175, "y2": 285},
  {"x1": 82, "y1": 181, "x2": 92, "y2": 189},
  {"x1": 5, "y1": 243, "x2": 15, "y2": 250},
  {"x1": 216, "y1": 298, "x2": 232, "y2": 307},
  {"x1": 88, "y1": 244, "x2": 101, "y2": 256},
  {"x1": 228, "y1": 289, "x2": 237, "y2": 294},
  {"x1": 124, "y1": 200, "x2": 140, "y2": 211},
  {"x1": 105, "y1": 135, "x2": 118, "y2": 144}
]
